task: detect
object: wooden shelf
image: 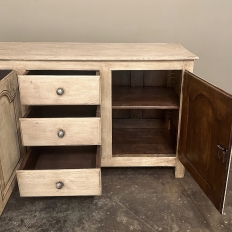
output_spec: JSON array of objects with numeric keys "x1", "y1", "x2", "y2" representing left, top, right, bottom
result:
[
  {"x1": 112, "y1": 86, "x2": 179, "y2": 109},
  {"x1": 113, "y1": 127, "x2": 176, "y2": 157}
]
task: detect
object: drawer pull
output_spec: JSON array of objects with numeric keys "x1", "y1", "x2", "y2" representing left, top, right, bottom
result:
[
  {"x1": 57, "y1": 129, "x2": 65, "y2": 138},
  {"x1": 56, "y1": 88, "x2": 64, "y2": 95},
  {"x1": 56, "y1": 181, "x2": 64, "y2": 189}
]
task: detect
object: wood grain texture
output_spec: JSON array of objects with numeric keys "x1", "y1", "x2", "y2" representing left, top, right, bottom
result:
[
  {"x1": 179, "y1": 71, "x2": 232, "y2": 213},
  {"x1": 17, "y1": 146, "x2": 101, "y2": 197},
  {"x1": 17, "y1": 169, "x2": 101, "y2": 197},
  {"x1": 112, "y1": 71, "x2": 131, "y2": 86},
  {"x1": 0, "y1": 43, "x2": 198, "y2": 61},
  {"x1": 20, "y1": 118, "x2": 101, "y2": 146},
  {"x1": 0, "y1": 43, "x2": 201, "y2": 212},
  {"x1": 143, "y1": 70, "x2": 168, "y2": 86},
  {"x1": 19, "y1": 75, "x2": 100, "y2": 105},
  {"x1": 113, "y1": 119, "x2": 165, "y2": 129},
  {"x1": 113, "y1": 128, "x2": 176, "y2": 155},
  {"x1": 0, "y1": 71, "x2": 22, "y2": 215},
  {"x1": 175, "y1": 62, "x2": 193, "y2": 178},
  {"x1": 100, "y1": 69, "x2": 112, "y2": 160},
  {"x1": 0, "y1": 60, "x2": 188, "y2": 71},
  {"x1": 112, "y1": 86, "x2": 179, "y2": 109},
  {"x1": 112, "y1": 109, "x2": 130, "y2": 119},
  {"x1": 20, "y1": 146, "x2": 99, "y2": 169},
  {"x1": 101, "y1": 157, "x2": 176, "y2": 167},
  {"x1": 131, "y1": 71, "x2": 143, "y2": 86}
]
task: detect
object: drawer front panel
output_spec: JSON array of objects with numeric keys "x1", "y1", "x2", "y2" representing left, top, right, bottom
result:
[
  {"x1": 17, "y1": 169, "x2": 101, "y2": 196},
  {"x1": 19, "y1": 75, "x2": 100, "y2": 105},
  {"x1": 20, "y1": 118, "x2": 101, "y2": 146}
]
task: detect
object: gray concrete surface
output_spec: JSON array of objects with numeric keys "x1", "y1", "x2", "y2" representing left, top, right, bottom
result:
[{"x1": 1, "y1": 167, "x2": 232, "y2": 231}]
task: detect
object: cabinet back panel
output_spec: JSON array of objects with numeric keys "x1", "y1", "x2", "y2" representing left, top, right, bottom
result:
[{"x1": 112, "y1": 70, "x2": 168, "y2": 87}]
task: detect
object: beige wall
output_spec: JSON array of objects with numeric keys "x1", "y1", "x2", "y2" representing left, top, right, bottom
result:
[{"x1": 1, "y1": 0, "x2": 231, "y2": 93}]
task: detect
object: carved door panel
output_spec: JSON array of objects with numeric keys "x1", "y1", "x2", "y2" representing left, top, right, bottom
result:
[
  {"x1": 178, "y1": 71, "x2": 232, "y2": 213},
  {"x1": 0, "y1": 70, "x2": 23, "y2": 215}
]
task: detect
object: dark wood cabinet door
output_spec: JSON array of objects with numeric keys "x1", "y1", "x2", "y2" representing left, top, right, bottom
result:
[{"x1": 178, "y1": 71, "x2": 232, "y2": 213}]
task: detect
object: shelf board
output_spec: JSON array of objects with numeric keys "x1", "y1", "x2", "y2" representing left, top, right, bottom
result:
[
  {"x1": 112, "y1": 86, "x2": 179, "y2": 109},
  {"x1": 113, "y1": 127, "x2": 176, "y2": 157}
]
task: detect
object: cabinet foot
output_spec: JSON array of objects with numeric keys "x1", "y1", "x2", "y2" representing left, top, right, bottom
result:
[
  {"x1": 175, "y1": 159, "x2": 185, "y2": 178},
  {"x1": 0, "y1": 204, "x2": 3, "y2": 216}
]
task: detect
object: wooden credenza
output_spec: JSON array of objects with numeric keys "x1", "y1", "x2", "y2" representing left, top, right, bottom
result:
[{"x1": 0, "y1": 43, "x2": 231, "y2": 215}]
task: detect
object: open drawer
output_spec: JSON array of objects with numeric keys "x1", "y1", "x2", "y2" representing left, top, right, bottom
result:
[
  {"x1": 18, "y1": 70, "x2": 100, "y2": 105},
  {"x1": 16, "y1": 146, "x2": 101, "y2": 197},
  {"x1": 20, "y1": 105, "x2": 101, "y2": 146}
]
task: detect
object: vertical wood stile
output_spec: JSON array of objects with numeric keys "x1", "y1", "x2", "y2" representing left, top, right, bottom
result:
[
  {"x1": 175, "y1": 61, "x2": 194, "y2": 178},
  {"x1": 100, "y1": 69, "x2": 112, "y2": 161}
]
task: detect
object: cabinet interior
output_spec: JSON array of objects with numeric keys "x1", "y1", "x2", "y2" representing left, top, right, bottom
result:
[
  {"x1": 0, "y1": 70, "x2": 12, "y2": 80},
  {"x1": 112, "y1": 70, "x2": 182, "y2": 157},
  {"x1": 21, "y1": 146, "x2": 100, "y2": 170}
]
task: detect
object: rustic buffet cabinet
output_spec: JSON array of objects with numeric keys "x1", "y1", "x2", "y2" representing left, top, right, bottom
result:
[{"x1": 0, "y1": 43, "x2": 231, "y2": 215}]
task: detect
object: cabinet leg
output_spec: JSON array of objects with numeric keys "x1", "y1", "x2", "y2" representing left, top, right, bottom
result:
[
  {"x1": 175, "y1": 159, "x2": 185, "y2": 178},
  {"x1": 0, "y1": 203, "x2": 3, "y2": 216}
]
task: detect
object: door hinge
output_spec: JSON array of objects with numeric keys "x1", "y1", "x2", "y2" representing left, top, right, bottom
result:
[{"x1": 217, "y1": 144, "x2": 229, "y2": 163}]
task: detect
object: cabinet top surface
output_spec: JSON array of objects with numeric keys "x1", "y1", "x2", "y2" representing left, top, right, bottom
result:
[{"x1": 0, "y1": 43, "x2": 198, "y2": 61}]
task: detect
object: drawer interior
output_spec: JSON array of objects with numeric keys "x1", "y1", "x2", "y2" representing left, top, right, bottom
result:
[
  {"x1": 0, "y1": 70, "x2": 12, "y2": 81},
  {"x1": 24, "y1": 105, "x2": 99, "y2": 118},
  {"x1": 21, "y1": 146, "x2": 100, "y2": 170},
  {"x1": 26, "y1": 70, "x2": 98, "y2": 75}
]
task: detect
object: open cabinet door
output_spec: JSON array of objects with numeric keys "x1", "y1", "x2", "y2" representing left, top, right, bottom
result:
[
  {"x1": 178, "y1": 71, "x2": 232, "y2": 214},
  {"x1": 0, "y1": 70, "x2": 24, "y2": 215}
]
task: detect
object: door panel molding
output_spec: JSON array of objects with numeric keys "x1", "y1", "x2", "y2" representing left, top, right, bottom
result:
[{"x1": 178, "y1": 71, "x2": 232, "y2": 213}]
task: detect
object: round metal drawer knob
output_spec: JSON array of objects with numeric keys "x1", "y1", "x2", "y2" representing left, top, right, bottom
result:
[
  {"x1": 58, "y1": 129, "x2": 65, "y2": 138},
  {"x1": 56, "y1": 181, "x2": 64, "y2": 189},
  {"x1": 56, "y1": 88, "x2": 64, "y2": 95}
]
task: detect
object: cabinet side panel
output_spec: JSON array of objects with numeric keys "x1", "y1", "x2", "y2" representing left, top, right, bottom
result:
[
  {"x1": 0, "y1": 98, "x2": 20, "y2": 185},
  {"x1": 100, "y1": 69, "x2": 112, "y2": 160},
  {"x1": 175, "y1": 61, "x2": 194, "y2": 178},
  {"x1": 0, "y1": 71, "x2": 22, "y2": 215}
]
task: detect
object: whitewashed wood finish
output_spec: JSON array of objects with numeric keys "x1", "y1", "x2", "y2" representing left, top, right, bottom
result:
[
  {"x1": 175, "y1": 61, "x2": 194, "y2": 178},
  {"x1": 0, "y1": 179, "x2": 16, "y2": 215},
  {"x1": 100, "y1": 69, "x2": 112, "y2": 161},
  {"x1": 0, "y1": 159, "x2": 23, "y2": 215},
  {"x1": 19, "y1": 75, "x2": 100, "y2": 105},
  {"x1": 102, "y1": 157, "x2": 176, "y2": 167},
  {"x1": 0, "y1": 71, "x2": 23, "y2": 215},
  {"x1": 0, "y1": 61, "x2": 191, "y2": 71},
  {"x1": 0, "y1": 43, "x2": 198, "y2": 61},
  {"x1": 20, "y1": 118, "x2": 101, "y2": 146},
  {"x1": 17, "y1": 169, "x2": 101, "y2": 196}
]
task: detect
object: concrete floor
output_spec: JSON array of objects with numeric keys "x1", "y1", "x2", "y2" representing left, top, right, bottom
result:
[{"x1": 1, "y1": 167, "x2": 232, "y2": 232}]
